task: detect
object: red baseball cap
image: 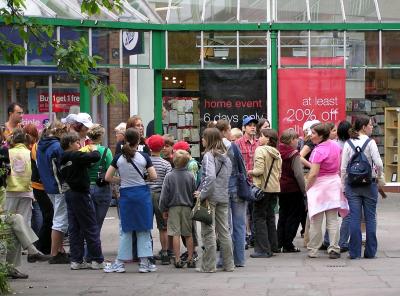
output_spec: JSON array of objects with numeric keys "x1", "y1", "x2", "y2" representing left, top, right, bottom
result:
[
  {"x1": 173, "y1": 141, "x2": 190, "y2": 152},
  {"x1": 146, "y1": 135, "x2": 165, "y2": 152}
]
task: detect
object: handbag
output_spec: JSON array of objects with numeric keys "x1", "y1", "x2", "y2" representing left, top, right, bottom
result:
[
  {"x1": 251, "y1": 158, "x2": 276, "y2": 202},
  {"x1": 191, "y1": 198, "x2": 213, "y2": 225},
  {"x1": 191, "y1": 158, "x2": 225, "y2": 225},
  {"x1": 231, "y1": 143, "x2": 254, "y2": 201},
  {"x1": 95, "y1": 148, "x2": 109, "y2": 187}
]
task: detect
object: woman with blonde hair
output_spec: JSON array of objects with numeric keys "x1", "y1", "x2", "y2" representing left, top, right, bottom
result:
[
  {"x1": 195, "y1": 127, "x2": 234, "y2": 273},
  {"x1": 85, "y1": 124, "x2": 113, "y2": 233}
]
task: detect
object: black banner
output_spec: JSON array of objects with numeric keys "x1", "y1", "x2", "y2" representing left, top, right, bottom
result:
[{"x1": 200, "y1": 70, "x2": 267, "y2": 129}]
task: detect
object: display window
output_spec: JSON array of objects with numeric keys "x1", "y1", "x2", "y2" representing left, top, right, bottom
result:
[{"x1": 162, "y1": 69, "x2": 268, "y2": 157}]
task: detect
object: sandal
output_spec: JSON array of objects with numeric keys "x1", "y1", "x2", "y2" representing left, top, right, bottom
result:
[{"x1": 282, "y1": 247, "x2": 301, "y2": 253}]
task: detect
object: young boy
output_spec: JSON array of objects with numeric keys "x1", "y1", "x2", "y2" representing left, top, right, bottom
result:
[
  {"x1": 159, "y1": 150, "x2": 196, "y2": 268},
  {"x1": 172, "y1": 141, "x2": 200, "y2": 262},
  {"x1": 146, "y1": 135, "x2": 172, "y2": 265},
  {"x1": 59, "y1": 132, "x2": 104, "y2": 270}
]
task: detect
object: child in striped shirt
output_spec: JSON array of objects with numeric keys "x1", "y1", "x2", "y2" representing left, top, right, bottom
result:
[{"x1": 146, "y1": 135, "x2": 172, "y2": 265}]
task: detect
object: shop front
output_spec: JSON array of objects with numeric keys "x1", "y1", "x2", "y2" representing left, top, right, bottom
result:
[{"x1": 4, "y1": 0, "x2": 400, "y2": 187}]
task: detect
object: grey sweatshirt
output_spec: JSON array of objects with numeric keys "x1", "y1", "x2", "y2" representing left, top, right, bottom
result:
[
  {"x1": 159, "y1": 168, "x2": 196, "y2": 212},
  {"x1": 199, "y1": 151, "x2": 232, "y2": 203}
]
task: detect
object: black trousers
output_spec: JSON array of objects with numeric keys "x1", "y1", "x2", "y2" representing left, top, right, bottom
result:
[
  {"x1": 33, "y1": 188, "x2": 54, "y2": 255},
  {"x1": 277, "y1": 192, "x2": 304, "y2": 250},
  {"x1": 253, "y1": 193, "x2": 278, "y2": 254},
  {"x1": 65, "y1": 190, "x2": 103, "y2": 263}
]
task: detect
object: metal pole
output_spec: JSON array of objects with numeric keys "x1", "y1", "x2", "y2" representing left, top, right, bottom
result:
[{"x1": 48, "y1": 75, "x2": 53, "y2": 122}]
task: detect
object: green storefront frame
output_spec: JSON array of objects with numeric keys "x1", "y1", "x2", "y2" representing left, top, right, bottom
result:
[{"x1": 3, "y1": 16, "x2": 400, "y2": 131}]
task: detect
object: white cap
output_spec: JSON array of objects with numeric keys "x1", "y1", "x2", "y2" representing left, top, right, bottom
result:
[
  {"x1": 302, "y1": 120, "x2": 321, "y2": 136},
  {"x1": 114, "y1": 122, "x2": 126, "y2": 134},
  {"x1": 75, "y1": 113, "x2": 93, "y2": 128},
  {"x1": 61, "y1": 113, "x2": 77, "y2": 124}
]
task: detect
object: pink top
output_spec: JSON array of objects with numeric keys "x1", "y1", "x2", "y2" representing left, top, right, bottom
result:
[{"x1": 309, "y1": 139, "x2": 341, "y2": 177}]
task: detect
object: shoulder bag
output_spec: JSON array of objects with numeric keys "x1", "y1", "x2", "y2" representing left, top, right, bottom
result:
[
  {"x1": 191, "y1": 158, "x2": 224, "y2": 225},
  {"x1": 251, "y1": 158, "x2": 276, "y2": 202}
]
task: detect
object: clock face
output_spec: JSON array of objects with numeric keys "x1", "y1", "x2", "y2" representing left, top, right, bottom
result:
[{"x1": 122, "y1": 32, "x2": 139, "y2": 51}]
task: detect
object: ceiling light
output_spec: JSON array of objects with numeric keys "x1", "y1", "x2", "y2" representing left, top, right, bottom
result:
[
  {"x1": 172, "y1": 81, "x2": 176, "y2": 84},
  {"x1": 164, "y1": 77, "x2": 169, "y2": 80},
  {"x1": 172, "y1": 77, "x2": 176, "y2": 80},
  {"x1": 179, "y1": 80, "x2": 183, "y2": 83}
]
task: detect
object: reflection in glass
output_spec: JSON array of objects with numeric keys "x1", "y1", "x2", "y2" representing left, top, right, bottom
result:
[
  {"x1": 203, "y1": 31, "x2": 237, "y2": 68},
  {"x1": 276, "y1": 0, "x2": 308, "y2": 22},
  {"x1": 239, "y1": 31, "x2": 267, "y2": 68},
  {"x1": 168, "y1": 0, "x2": 202, "y2": 23},
  {"x1": 309, "y1": 0, "x2": 342, "y2": 22},
  {"x1": 203, "y1": 0, "x2": 237, "y2": 23},
  {"x1": 240, "y1": 0, "x2": 268, "y2": 23},
  {"x1": 279, "y1": 31, "x2": 308, "y2": 67},
  {"x1": 343, "y1": 0, "x2": 378, "y2": 22},
  {"x1": 382, "y1": 31, "x2": 400, "y2": 66},
  {"x1": 168, "y1": 32, "x2": 201, "y2": 68},
  {"x1": 92, "y1": 29, "x2": 120, "y2": 66}
]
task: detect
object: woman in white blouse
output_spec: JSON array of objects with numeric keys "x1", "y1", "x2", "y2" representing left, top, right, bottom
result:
[{"x1": 341, "y1": 116, "x2": 383, "y2": 260}]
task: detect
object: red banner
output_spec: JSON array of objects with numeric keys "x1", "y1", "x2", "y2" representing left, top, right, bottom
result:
[
  {"x1": 278, "y1": 68, "x2": 346, "y2": 135},
  {"x1": 38, "y1": 91, "x2": 80, "y2": 113}
]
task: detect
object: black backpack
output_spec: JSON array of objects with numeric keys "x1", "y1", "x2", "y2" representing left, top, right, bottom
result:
[{"x1": 346, "y1": 138, "x2": 372, "y2": 186}]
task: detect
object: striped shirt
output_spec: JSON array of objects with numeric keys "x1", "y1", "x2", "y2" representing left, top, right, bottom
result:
[{"x1": 147, "y1": 156, "x2": 172, "y2": 192}]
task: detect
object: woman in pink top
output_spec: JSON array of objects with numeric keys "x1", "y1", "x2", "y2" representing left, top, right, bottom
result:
[{"x1": 305, "y1": 123, "x2": 349, "y2": 259}]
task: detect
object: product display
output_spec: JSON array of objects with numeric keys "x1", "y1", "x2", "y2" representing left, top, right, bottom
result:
[
  {"x1": 163, "y1": 96, "x2": 201, "y2": 158},
  {"x1": 384, "y1": 107, "x2": 400, "y2": 183}
]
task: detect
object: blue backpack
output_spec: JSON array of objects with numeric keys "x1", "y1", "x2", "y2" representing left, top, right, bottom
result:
[{"x1": 346, "y1": 138, "x2": 372, "y2": 186}]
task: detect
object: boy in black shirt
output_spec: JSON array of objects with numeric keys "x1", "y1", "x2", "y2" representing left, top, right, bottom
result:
[{"x1": 60, "y1": 132, "x2": 104, "y2": 270}]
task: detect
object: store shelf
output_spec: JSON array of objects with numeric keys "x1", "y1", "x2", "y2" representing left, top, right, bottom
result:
[{"x1": 384, "y1": 107, "x2": 400, "y2": 183}]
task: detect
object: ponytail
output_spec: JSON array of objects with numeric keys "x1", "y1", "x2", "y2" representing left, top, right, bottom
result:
[{"x1": 122, "y1": 128, "x2": 140, "y2": 160}]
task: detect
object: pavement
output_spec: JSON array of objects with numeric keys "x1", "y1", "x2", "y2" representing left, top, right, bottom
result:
[{"x1": 8, "y1": 193, "x2": 400, "y2": 296}]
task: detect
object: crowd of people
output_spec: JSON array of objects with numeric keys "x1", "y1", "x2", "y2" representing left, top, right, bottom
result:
[{"x1": 0, "y1": 101, "x2": 385, "y2": 279}]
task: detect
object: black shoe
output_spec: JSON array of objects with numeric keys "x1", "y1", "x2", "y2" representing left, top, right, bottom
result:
[
  {"x1": 329, "y1": 251, "x2": 340, "y2": 259},
  {"x1": 272, "y1": 248, "x2": 282, "y2": 253},
  {"x1": 250, "y1": 252, "x2": 273, "y2": 258},
  {"x1": 174, "y1": 260, "x2": 186, "y2": 268},
  {"x1": 319, "y1": 244, "x2": 328, "y2": 251},
  {"x1": 283, "y1": 247, "x2": 301, "y2": 253},
  {"x1": 180, "y1": 251, "x2": 188, "y2": 262},
  {"x1": 27, "y1": 252, "x2": 52, "y2": 263},
  {"x1": 340, "y1": 247, "x2": 349, "y2": 253},
  {"x1": 161, "y1": 252, "x2": 170, "y2": 265},
  {"x1": 48, "y1": 252, "x2": 70, "y2": 264},
  {"x1": 8, "y1": 267, "x2": 28, "y2": 279}
]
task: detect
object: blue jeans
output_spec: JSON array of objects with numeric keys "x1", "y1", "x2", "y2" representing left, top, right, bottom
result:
[
  {"x1": 339, "y1": 215, "x2": 350, "y2": 249},
  {"x1": 229, "y1": 193, "x2": 246, "y2": 266},
  {"x1": 117, "y1": 224, "x2": 152, "y2": 260},
  {"x1": 90, "y1": 184, "x2": 112, "y2": 230},
  {"x1": 31, "y1": 200, "x2": 43, "y2": 236},
  {"x1": 345, "y1": 182, "x2": 378, "y2": 259}
]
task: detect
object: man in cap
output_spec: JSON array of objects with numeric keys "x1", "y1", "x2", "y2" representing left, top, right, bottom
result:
[{"x1": 236, "y1": 117, "x2": 259, "y2": 175}]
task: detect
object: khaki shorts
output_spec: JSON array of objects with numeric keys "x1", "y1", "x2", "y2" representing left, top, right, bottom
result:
[
  {"x1": 151, "y1": 191, "x2": 166, "y2": 230},
  {"x1": 167, "y1": 206, "x2": 192, "y2": 237}
]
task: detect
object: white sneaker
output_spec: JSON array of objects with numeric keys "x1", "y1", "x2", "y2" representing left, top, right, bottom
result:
[
  {"x1": 138, "y1": 263, "x2": 157, "y2": 273},
  {"x1": 90, "y1": 261, "x2": 105, "y2": 270},
  {"x1": 71, "y1": 261, "x2": 89, "y2": 270},
  {"x1": 103, "y1": 262, "x2": 125, "y2": 273}
]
